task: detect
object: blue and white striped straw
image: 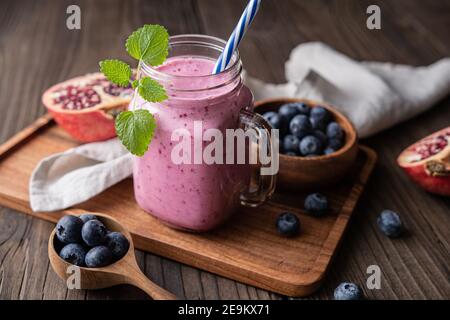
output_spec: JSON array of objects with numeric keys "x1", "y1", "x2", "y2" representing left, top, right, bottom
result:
[{"x1": 212, "y1": 0, "x2": 262, "y2": 74}]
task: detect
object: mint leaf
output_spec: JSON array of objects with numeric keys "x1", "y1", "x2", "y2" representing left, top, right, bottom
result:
[
  {"x1": 99, "y1": 59, "x2": 132, "y2": 87},
  {"x1": 136, "y1": 77, "x2": 168, "y2": 102},
  {"x1": 115, "y1": 110, "x2": 156, "y2": 156},
  {"x1": 125, "y1": 24, "x2": 169, "y2": 66}
]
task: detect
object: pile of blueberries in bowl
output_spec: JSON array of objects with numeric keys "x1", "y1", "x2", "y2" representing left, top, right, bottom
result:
[
  {"x1": 262, "y1": 102, "x2": 346, "y2": 157},
  {"x1": 54, "y1": 214, "x2": 130, "y2": 268}
]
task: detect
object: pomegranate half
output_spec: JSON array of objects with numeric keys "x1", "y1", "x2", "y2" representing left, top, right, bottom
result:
[
  {"x1": 42, "y1": 73, "x2": 133, "y2": 142},
  {"x1": 397, "y1": 127, "x2": 450, "y2": 196}
]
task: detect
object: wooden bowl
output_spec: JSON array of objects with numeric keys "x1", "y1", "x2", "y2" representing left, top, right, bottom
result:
[{"x1": 255, "y1": 98, "x2": 358, "y2": 191}]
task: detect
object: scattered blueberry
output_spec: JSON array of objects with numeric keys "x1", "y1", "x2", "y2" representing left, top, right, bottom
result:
[
  {"x1": 299, "y1": 135, "x2": 322, "y2": 156},
  {"x1": 289, "y1": 115, "x2": 312, "y2": 139},
  {"x1": 334, "y1": 282, "x2": 362, "y2": 300},
  {"x1": 377, "y1": 210, "x2": 403, "y2": 238},
  {"x1": 79, "y1": 213, "x2": 98, "y2": 224},
  {"x1": 326, "y1": 122, "x2": 344, "y2": 140},
  {"x1": 81, "y1": 220, "x2": 108, "y2": 247},
  {"x1": 278, "y1": 103, "x2": 301, "y2": 122},
  {"x1": 276, "y1": 212, "x2": 300, "y2": 237},
  {"x1": 310, "y1": 106, "x2": 331, "y2": 123},
  {"x1": 327, "y1": 138, "x2": 344, "y2": 150},
  {"x1": 59, "y1": 243, "x2": 86, "y2": 267},
  {"x1": 105, "y1": 232, "x2": 130, "y2": 260},
  {"x1": 304, "y1": 193, "x2": 328, "y2": 216},
  {"x1": 56, "y1": 215, "x2": 83, "y2": 244},
  {"x1": 313, "y1": 130, "x2": 328, "y2": 146},
  {"x1": 263, "y1": 112, "x2": 287, "y2": 134},
  {"x1": 283, "y1": 135, "x2": 300, "y2": 154},
  {"x1": 324, "y1": 147, "x2": 336, "y2": 155},
  {"x1": 85, "y1": 246, "x2": 113, "y2": 268}
]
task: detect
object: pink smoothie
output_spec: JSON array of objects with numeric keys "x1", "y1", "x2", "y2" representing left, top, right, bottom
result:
[{"x1": 133, "y1": 56, "x2": 253, "y2": 231}]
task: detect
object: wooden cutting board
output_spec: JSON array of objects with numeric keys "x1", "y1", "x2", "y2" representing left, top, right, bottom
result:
[{"x1": 0, "y1": 115, "x2": 377, "y2": 297}]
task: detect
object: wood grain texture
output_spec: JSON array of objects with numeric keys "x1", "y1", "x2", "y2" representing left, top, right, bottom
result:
[
  {"x1": 0, "y1": 118, "x2": 376, "y2": 297},
  {"x1": 0, "y1": 0, "x2": 449, "y2": 300}
]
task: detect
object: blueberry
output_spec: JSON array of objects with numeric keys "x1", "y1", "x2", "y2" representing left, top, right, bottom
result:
[
  {"x1": 105, "y1": 232, "x2": 130, "y2": 260},
  {"x1": 327, "y1": 138, "x2": 344, "y2": 150},
  {"x1": 85, "y1": 246, "x2": 113, "y2": 268},
  {"x1": 313, "y1": 130, "x2": 328, "y2": 146},
  {"x1": 289, "y1": 115, "x2": 312, "y2": 138},
  {"x1": 59, "y1": 243, "x2": 86, "y2": 267},
  {"x1": 283, "y1": 135, "x2": 300, "y2": 154},
  {"x1": 326, "y1": 122, "x2": 344, "y2": 140},
  {"x1": 278, "y1": 103, "x2": 300, "y2": 122},
  {"x1": 81, "y1": 220, "x2": 108, "y2": 247},
  {"x1": 276, "y1": 212, "x2": 300, "y2": 237},
  {"x1": 79, "y1": 213, "x2": 98, "y2": 224},
  {"x1": 334, "y1": 282, "x2": 362, "y2": 300},
  {"x1": 310, "y1": 116, "x2": 327, "y2": 131},
  {"x1": 304, "y1": 193, "x2": 328, "y2": 216},
  {"x1": 296, "y1": 102, "x2": 311, "y2": 116},
  {"x1": 284, "y1": 152, "x2": 298, "y2": 156},
  {"x1": 324, "y1": 147, "x2": 336, "y2": 155},
  {"x1": 377, "y1": 210, "x2": 403, "y2": 238},
  {"x1": 310, "y1": 106, "x2": 331, "y2": 123},
  {"x1": 299, "y1": 135, "x2": 322, "y2": 156},
  {"x1": 56, "y1": 215, "x2": 83, "y2": 244},
  {"x1": 263, "y1": 112, "x2": 287, "y2": 134}
]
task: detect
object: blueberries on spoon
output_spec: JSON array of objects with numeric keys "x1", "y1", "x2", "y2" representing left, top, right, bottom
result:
[
  {"x1": 59, "y1": 243, "x2": 86, "y2": 267},
  {"x1": 299, "y1": 135, "x2": 322, "y2": 156},
  {"x1": 81, "y1": 219, "x2": 108, "y2": 247},
  {"x1": 105, "y1": 232, "x2": 130, "y2": 260},
  {"x1": 85, "y1": 246, "x2": 113, "y2": 268},
  {"x1": 56, "y1": 215, "x2": 84, "y2": 244},
  {"x1": 290, "y1": 115, "x2": 312, "y2": 139},
  {"x1": 79, "y1": 213, "x2": 98, "y2": 224},
  {"x1": 377, "y1": 210, "x2": 403, "y2": 238},
  {"x1": 304, "y1": 193, "x2": 328, "y2": 216},
  {"x1": 276, "y1": 212, "x2": 300, "y2": 237},
  {"x1": 334, "y1": 282, "x2": 363, "y2": 300}
]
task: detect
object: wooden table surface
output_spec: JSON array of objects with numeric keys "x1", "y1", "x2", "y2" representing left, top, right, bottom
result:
[{"x1": 0, "y1": 0, "x2": 449, "y2": 300}]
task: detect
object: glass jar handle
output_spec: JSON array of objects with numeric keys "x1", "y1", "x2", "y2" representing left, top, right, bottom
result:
[{"x1": 239, "y1": 110, "x2": 278, "y2": 207}]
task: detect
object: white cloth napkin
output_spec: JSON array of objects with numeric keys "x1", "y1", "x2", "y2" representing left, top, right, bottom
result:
[
  {"x1": 29, "y1": 139, "x2": 132, "y2": 212},
  {"x1": 244, "y1": 42, "x2": 450, "y2": 137},
  {"x1": 29, "y1": 42, "x2": 450, "y2": 212}
]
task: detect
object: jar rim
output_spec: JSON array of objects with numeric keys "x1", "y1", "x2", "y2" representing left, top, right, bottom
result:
[{"x1": 141, "y1": 34, "x2": 242, "y2": 92}]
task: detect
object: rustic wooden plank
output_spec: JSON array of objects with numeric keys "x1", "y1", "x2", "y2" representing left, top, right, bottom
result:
[{"x1": 0, "y1": 0, "x2": 449, "y2": 300}]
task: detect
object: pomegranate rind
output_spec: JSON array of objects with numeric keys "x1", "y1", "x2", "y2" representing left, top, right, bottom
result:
[
  {"x1": 42, "y1": 73, "x2": 132, "y2": 142},
  {"x1": 397, "y1": 127, "x2": 450, "y2": 196}
]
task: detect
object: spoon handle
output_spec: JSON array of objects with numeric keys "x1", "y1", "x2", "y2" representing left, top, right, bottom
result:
[{"x1": 128, "y1": 268, "x2": 177, "y2": 300}]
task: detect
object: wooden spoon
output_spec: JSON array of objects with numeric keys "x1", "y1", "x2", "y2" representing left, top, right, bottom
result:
[{"x1": 48, "y1": 212, "x2": 177, "y2": 300}]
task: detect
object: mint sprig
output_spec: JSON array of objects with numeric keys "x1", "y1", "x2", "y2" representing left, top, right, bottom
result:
[
  {"x1": 99, "y1": 24, "x2": 169, "y2": 156},
  {"x1": 115, "y1": 110, "x2": 156, "y2": 157}
]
